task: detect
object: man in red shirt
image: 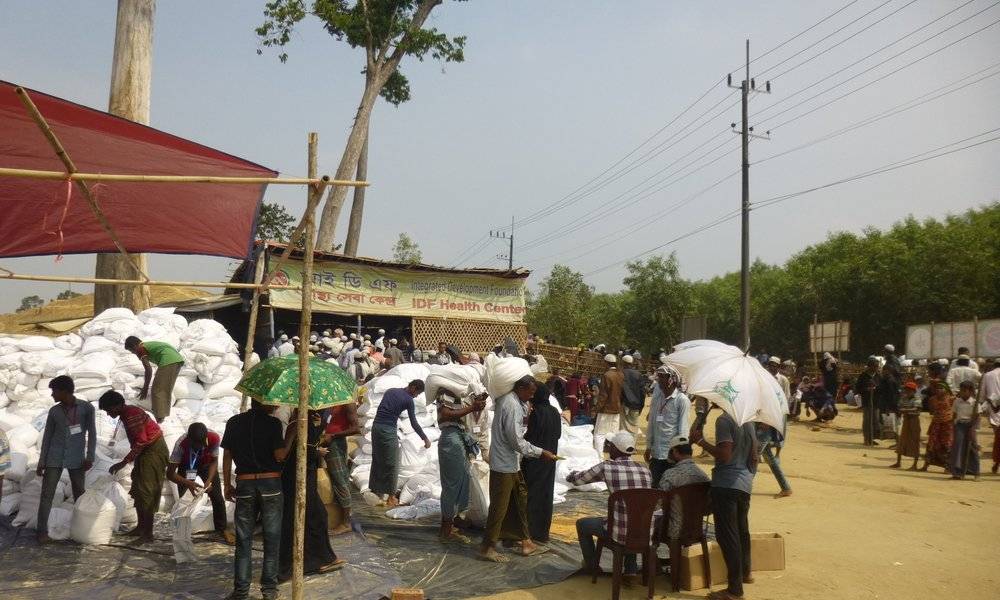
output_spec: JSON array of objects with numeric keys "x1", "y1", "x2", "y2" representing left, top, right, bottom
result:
[
  {"x1": 99, "y1": 390, "x2": 169, "y2": 545},
  {"x1": 166, "y1": 422, "x2": 234, "y2": 544}
]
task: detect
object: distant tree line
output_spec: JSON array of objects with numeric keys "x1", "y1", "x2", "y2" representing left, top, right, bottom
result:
[{"x1": 526, "y1": 203, "x2": 1000, "y2": 362}]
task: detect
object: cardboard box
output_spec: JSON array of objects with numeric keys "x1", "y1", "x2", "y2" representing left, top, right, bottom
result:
[
  {"x1": 679, "y1": 533, "x2": 785, "y2": 591},
  {"x1": 680, "y1": 541, "x2": 728, "y2": 590},
  {"x1": 390, "y1": 589, "x2": 425, "y2": 600},
  {"x1": 750, "y1": 532, "x2": 786, "y2": 571}
]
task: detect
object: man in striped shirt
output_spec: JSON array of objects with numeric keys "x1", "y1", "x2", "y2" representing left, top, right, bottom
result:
[{"x1": 568, "y1": 431, "x2": 652, "y2": 578}]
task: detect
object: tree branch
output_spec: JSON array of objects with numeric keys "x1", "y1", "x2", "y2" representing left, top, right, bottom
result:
[
  {"x1": 385, "y1": 0, "x2": 442, "y2": 68},
  {"x1": 360, "y1": 0, "x2": 377, "y2": 73}
]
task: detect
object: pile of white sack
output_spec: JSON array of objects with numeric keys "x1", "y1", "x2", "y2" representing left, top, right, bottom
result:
[
  {"x1": 0, "y1": 307, "x2": 251, "y2": 544},
  {"x1": 351, "y1": 354, "x2": 604, "y2": 522}
]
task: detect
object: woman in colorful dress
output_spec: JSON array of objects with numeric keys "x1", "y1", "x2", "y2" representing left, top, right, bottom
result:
[{"x1": 919, "y1": 378, "x2": 954, "y2": 472}]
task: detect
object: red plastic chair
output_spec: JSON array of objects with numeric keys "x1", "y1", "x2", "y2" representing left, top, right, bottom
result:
[
  {"x1": 590, "y1": 488, "x2": 664, "y2": 600},
  {"x1": 659, "y1": 481, "x2": 712, "y2": 592}
]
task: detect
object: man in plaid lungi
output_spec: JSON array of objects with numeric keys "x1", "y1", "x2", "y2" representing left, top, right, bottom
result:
[
  {"x1": 567, "y1": 431, "x2": 652, "y2": 577},
  {"x1": 322, "y1": 403, "x2": 360, "y2": 535}
]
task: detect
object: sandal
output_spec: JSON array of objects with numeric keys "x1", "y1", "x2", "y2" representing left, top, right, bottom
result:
[{"x1": 517, "y1": 545, "x2": 549, "y2": 557}]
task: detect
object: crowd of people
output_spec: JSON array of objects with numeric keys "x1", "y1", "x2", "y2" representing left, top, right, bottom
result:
[{"x1": 1, "y1": 327, "x2": 997, "y2": 600}]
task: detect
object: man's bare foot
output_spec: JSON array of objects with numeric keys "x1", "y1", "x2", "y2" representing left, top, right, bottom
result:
[
  {"x1": 776, "y1": 489, "x2": 792, "y2": 498},
  {"x1": 889, "y1": 462, "x2": 900, "y2": 468},
  {"x1": 124, "y1": 526, "x2": 142, "y2": 537},
  {"x1": 330, "y1": 524, "x2": 352, "y2": 536},
  {"x1": 907, "y1": 465, "x2": 919, "y2": 471},
  {"x1": 440, "y1": 530, "x2": 471, "y2": 544},
  {"x1": 218, "y1": 530, "x2": 236, "y2": 545},
  {"x1": 477, "y1": 548, "x2": 509, "y2": 563},
  {"x1": 36, "y1": 533, "x2": 52, "y2": 544},
  {"x1": 386, "y1": 496, "x2": 399, "y2": 508},
  {"x1": 918, "y1": 465, "x2": 929, "y2": 472}
]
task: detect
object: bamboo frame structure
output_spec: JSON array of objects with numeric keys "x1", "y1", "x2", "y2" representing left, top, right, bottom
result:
[
  {"x1": 0, "y1": 269, "x2": 301, "y2": 290},
  {"x1": 3, "y1": 90, "x2": 361, "y2": 597},
  {"x1": 239, "y1": 247, "x2": 268, "y2": 412},
  {"x1": 292, "y1": 132, "x2": 322, "y2": 600},
  {"x1": 0, "y1": 166, "x2": 366, "y2": 187},
  {"x1": 14, "y1": 87, "x2": 149, "y2": 282}
]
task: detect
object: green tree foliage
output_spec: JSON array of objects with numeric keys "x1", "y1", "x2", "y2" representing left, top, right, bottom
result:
[
  {"x1": 525, "y1": 203, "x2": 1000, "y2": 361},
  {"x1": 256, "y1": 201, "x2": 297, "y2": 242},
  {"x1": 17, "y1": 295, "x2": 44, "y2": 312},
  {"x1": 256, "y1": 0, "x2": 467, "y2": 251},
  {"x1": 56, "y1": 289, "x2": 82, "y2": 300},
  {"x1": 526, "y1": 265, "x2": 594, "y2": 346},
  {"x1": 391, "y1": 232, "x2": 422, "y2": 264},
  {"x1": 621, "y1": 254, "x2": 691, "y2": 353}
]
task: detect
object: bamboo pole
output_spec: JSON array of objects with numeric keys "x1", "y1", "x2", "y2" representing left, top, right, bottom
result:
[
  {"x1": 14, "y1": 87, "x2": 149, "y2": 283},
  {"x1": 293, "y1": 132, "x2": 321, "y2": 600},
  {"x1": 0, "y1": 270, "x2": 299, "y2": 289},
  {"x1": 0, "y1": 166, "x2": 366, "y2": 187},
  {"x1": 240, "y1": 245, "x2": 268, "y2": 412}
]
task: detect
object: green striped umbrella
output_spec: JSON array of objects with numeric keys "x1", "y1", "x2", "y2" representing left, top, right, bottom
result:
[{"x1": 235, "y1": 355, "x2": 356, "y2": 409}]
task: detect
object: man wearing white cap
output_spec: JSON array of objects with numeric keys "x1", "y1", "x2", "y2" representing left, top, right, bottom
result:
[
  {"x1": 657, "y1": 435, "x2": 709, "y2": 541},
  {"x1": 375, "y1": 328, "x2": 386, "y2": 352},
  {"x1": 383, "y1": 338, "x2": 405, "y2": 370},
  {"x1": 593, "y1": 354, "x2": 625, "y2": 452},
  {"x1": 277, "y1": 335, "x2": 295, "y2": 357},
  {"x1": 567, "y1": 432, "x2": 652, "y2": 580},
  {"x1": 645, "y1": 365, "x2": 691, "y2": 487}
]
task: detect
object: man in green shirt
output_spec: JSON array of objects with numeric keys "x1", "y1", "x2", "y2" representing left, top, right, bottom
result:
[{"x1": 125, "y1": 336, "x2": 184, "y2": 422}]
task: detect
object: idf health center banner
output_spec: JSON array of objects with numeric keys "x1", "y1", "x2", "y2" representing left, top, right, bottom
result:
[{"x1": 267, "y1": 259, "x2": 527, "y2": 323}]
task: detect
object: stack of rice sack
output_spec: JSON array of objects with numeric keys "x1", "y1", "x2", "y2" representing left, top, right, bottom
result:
[
  {"x1": 0, "y1": 307, "x2": 250, "y2": 542},
  {"x1": 349, "y1": 353, "x2": 604, "y2": 521}
]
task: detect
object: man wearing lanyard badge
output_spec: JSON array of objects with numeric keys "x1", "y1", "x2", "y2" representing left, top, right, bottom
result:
[
  {"x1": 166, "y1": 422, "x2": 235, "y2": 544},
  {"x1": 36, "y1": 375, "x2": 96, "y2": 543},
  {"x1": 644, "y1": 365, "x2": 691, "y2": 488}
]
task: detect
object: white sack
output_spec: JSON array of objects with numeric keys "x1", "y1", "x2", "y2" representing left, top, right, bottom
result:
[{"x1": 70, "y1": 489, "x2": 119, "y2": 545}]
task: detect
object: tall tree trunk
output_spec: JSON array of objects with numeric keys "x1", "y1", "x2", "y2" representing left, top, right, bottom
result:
[
  {"x1": 343, "y1": 125, "x2": 369, "y2": 256},
  {"x1": 316, "y1": 83, "x2": 380, "y2": 251},
  {"x1": 95, "y1": 0, "x2": 154, "y2": 314}
]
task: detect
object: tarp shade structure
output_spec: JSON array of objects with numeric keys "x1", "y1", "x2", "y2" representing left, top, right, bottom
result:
[{"x1": 0, "y1": 81, "x2": 278, "y2": 259}]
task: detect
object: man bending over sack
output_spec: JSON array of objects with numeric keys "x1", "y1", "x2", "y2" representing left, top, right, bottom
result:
[
  {"x1": 166, "y1": 422, "x2": 235, "y2": 544},
  {"x1": 36, "y1": 375, "x2": 96, "y2": 543},
  {"x1": 99, "y1": 390, "x2": 169, "y2": 545},
  {"x1": 125, "y1": 336, "x2": 184, "y2": 422}
]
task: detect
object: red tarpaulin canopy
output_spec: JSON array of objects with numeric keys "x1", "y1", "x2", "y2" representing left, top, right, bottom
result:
[{"x1": 0, "y1": 81, "x2": 278, "y2": 260}]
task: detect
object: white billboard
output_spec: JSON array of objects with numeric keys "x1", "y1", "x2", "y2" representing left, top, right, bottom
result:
[{"x1": 906, "y1": 319, "x2": 1000, "y2": 359}]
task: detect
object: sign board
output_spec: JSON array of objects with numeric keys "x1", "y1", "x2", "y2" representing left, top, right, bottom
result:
[
  {"x1": 906, "y1": 319, "x2": 1000, "y2": 359},
  {"x1": 680, "y1": 316, "x2": 707, "y2": 343},
  {"x1": 808, "y1": 321, "x2": 849, "y2": 353},
  {"x1": 267, "y1": 258, "x2": 527, "y2": 323}
]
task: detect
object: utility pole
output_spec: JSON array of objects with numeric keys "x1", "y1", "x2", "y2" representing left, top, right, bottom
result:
[
  {"x1": 727, "y1": 39, "x2": 771, "y2": 352},
  {"x1": 490, "y1": 216, "x2": 514, "y2": 270},
  {"x1": 95, "y1": 0, "x2": 155, "y2": 314}
]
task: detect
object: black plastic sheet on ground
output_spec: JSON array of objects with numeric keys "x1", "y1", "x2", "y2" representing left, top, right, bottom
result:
[
  {"x1": 0, "y1": 517, "x2": 399, "y2": 600},
  {"x1": 0, "y1": 490, "x2": 607, "y2": 600}
]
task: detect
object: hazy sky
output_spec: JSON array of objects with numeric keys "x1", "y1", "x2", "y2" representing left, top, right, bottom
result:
[{"x1": 2, "y1": 0, "x2": 999, "y2": 313}]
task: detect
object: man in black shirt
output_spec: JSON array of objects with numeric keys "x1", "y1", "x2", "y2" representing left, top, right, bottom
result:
[{"x1": 221, "y1": 400, "x2": 293, "y2": 600}]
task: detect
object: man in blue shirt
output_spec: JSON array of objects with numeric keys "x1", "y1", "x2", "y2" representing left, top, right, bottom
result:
[
  {"x1": 370, "y1": 380, "x2": 430, "y2": 507},
  {"x1": 36, "y1": 375, "x2": 96, "y2": 543},
  {"x1": 644, "y1": 365, "x2": 690, "y2": 487},
  {"x1": 691, "y1": 406, "x2": 758, "y2": 600}
]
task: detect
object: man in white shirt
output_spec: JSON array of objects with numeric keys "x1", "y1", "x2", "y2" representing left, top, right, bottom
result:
[
  {"x1": 947, "y1": 355, "x2": 981, "y2": 393},
  {"x1": 977, "y1": 360, "x2": 999, "y2": 474},
  {"x1": 276, "y1": 335, "x2": 295, "y2": 357}
]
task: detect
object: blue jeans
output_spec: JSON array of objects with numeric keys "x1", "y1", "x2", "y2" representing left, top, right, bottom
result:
[
  {"x1": 233, "y1": 477, "x2": 283, "y2": 599},
  {"x1": 576, "y1": 516, "x2": 638, "y2": 574}
]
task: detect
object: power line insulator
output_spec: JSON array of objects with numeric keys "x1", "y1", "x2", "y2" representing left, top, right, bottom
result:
[
  {"x1": 766, "y1": 81, "x2": 771, "y2": 93},
  {"x1": 751, "y1": 78, "x2": 756, "y2": 90},
  {"x1": 727, "y1": 73, "x2": 732, "y2": 86}
]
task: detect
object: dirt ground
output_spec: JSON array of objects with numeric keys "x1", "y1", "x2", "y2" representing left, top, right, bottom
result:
[{"x1": 475, "y1": 408, "x2": 1000, "y2": 600}]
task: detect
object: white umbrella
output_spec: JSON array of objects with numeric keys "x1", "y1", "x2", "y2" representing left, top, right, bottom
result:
[{"x1": 664, "y1": 339, "x2": 787, "y2": 429}]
